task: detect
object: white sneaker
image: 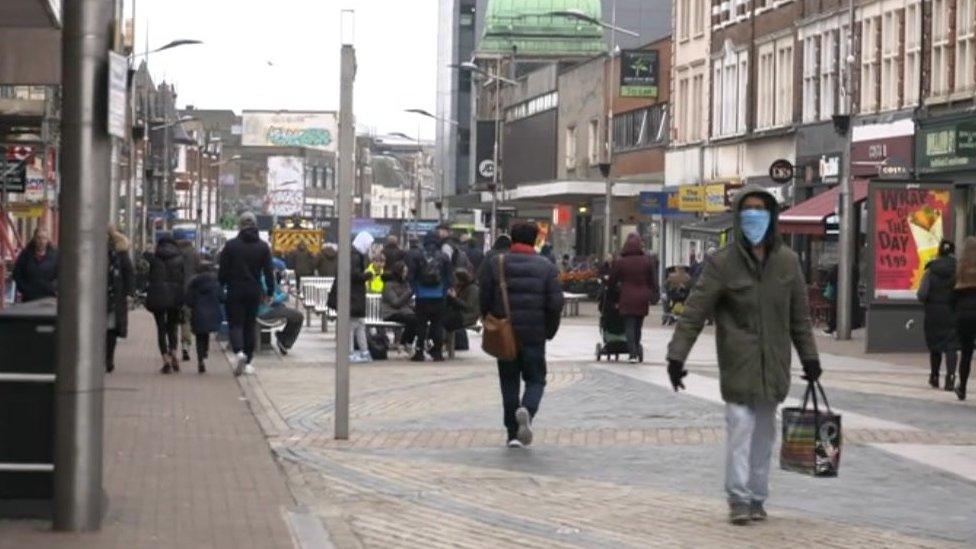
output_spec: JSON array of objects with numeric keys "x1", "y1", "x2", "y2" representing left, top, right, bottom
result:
[
  {"x1": 506, "y1": 439, "x2": 524, "y2": 448},
  {"x1": 359, "y1": 351, "x2": 373, "y2": 363},
  {"x1": 515, "y1": 407, "x2": 533, "y2": 446},
  {"x1": 349, "y1": 353, "x2": 365, "y2": 363},
  {"x1": 234, "y1": 352, "x2": 247, "y2": 376},
  {"x1": 243, "y1": 364, "x2": 256, "y2": 376}
]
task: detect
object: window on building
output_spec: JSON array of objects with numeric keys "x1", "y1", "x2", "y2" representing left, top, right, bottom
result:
[
  {"x1": 881, "y1": 9, "x2": 902, "y2": 111},
  {"x1": 803, "y1": 36, "x2": 820, "y2": 123},
  {"x1": 677, "y1": 76, "x2": 690, "y2": 142},
  {"x1": 566, "y1": 126, "x2": 577, "y2": 169},
  {"x1": 383, "y1": 205, "x2": 388, "y2": 218},
  {"x1": 733, "y1": 0, "x2": 748, "y2": 19},
  {"x1": 775, "y1": 41, "x2": 794, "y2": 126},
  {"x1": 588, "y1": 118, "x2": 600, "y2": 165},
  {"x1": 712, "y1": 49, "x2": 748, "y2": 138},
  {"x1": 692, "y1": 73, "x2": 704, "y2": 141},
  {"x1": 679, "y1": 0, "x2": 690, "y2": 40},
  {"x1": 712, "y1": 0, "x2": 731, "y2": 27},
  {"x1": 613, "y1": 105, "x2": 667, "y2": 151},
  {"x1": 712, "y1": 60, "x2": 722, "y2": 136},
  {"x1": 932, "y1": 0, "x2": 951, "y2": 97},
  {"x1": 905, "y1": 2, "x2": 921, "y2": 104},
  {"x1": 957, "y1": 0, "x2": 976, "y2": 93},
  {"x1": 860, "y1": 16, "x2": 881, "y2": 112},
  {"x1": 695, "y1": 0, "x2": 708, "y2": 35},
  {"x1": 820, "y1": 29, "x2": 838, "y2": 120},
  {"x1": 757, "y1": 42, "x2": 775, "y2": 129}
]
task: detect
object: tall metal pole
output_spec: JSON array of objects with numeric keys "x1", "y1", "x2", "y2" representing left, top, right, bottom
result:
[
  {"x1": 55, "y1": 0, "x2": 112, "y2": 531},
  {"x1": 335, "y1": 40, "x2": 356, "y2": 440},
  {"x1": 603, "y1": 2, "x2": 618, "y2": 258},
  {"x1": 195, "y1": 136, "x2": 204, "y2": 250},
  {"x1": 836, "y1": 0, "x2": 856, "y2": 340},
  {"x1": 490, "y1": 57, "x2": 500, "y2": 243}
]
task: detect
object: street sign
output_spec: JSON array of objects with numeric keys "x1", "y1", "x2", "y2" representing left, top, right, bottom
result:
[
  {"x1": 769, "y1": 159, "x2": 795, "y2": 183},
  {"x1": 956, "y1": 122, "x2": 976, "y2": 157},
  {"x1": 108, "y1": 51, "x2": 128, "y2": 138},
  {"x1": 619, "y1": 50, "x2": 660, "y2": 98},
  {"x1": 478, "y1": 159, "x2": 495, "y2": 180},
  {"x1": 1, "y1": 160, "x2": 27, "y2": 193}
]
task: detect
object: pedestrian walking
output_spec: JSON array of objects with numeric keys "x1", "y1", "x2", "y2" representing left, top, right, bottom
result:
[
  {"x1": 461, "y1": 233, "x2": 484, "y2": 274},
  {"x1": 12, "y1": 227, "x2": 57, "y2": 302},
  {"x1": 381, "y1": 260, "x2": 420, "y2": 353},
  {"x1": 666, "y1": 187, "x2": 821, "y2": 525},
  {"x1": 146, "y1": 235, "x2": 186, "y2": 374},
  {"x1": 185, "y1": 258, "x2": 223, "y2": 373},
  {"x1": 954, "y1": 237, "x2": 976, "y2": 401},
  {"x1": 480, "y1": 222, "x2": 564, "y2": 448},
  {"x1": 105, "y1": 226, "x2": 134, "y2": 373},
  {"x1": 478, "y1": 234, "x2": 511, "y2": 279},
  {"x1": 608, "y1": 233, "x2": 661, "y2": 361},
  {"x1": 177, "y1": 239, "x2": 199, "y2": 363},
  {"x1": 258, "y1": 258, "x2": 305, "y2": 356},
  {"x1": 316, "y1": 243, "x2": 338, "y2": 277},
  {"x1": 407, "y1": 231, "x2": 454, "y2": 362},
  {"x1": 218, "y1": 212, "x2": 275, "y2": 376},
  {"x1": 917, "y1": 240, "x2": 958, "y2": 391}
]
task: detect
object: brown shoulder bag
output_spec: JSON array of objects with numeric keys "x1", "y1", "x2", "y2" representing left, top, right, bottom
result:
[{"x1": 481, "y1": 254, "x2": 519, "y2": 360}]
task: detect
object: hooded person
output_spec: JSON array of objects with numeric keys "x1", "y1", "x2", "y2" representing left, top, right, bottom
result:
[
  {"x1": 13, "y1": 227, "x2": 58, "y2": 302},
  {"x1": 666, "y1": 186, "x2": 821, "y2": 525},
  {"x1": 186, "y1": 258, "x2": 224, "y2": 373},
  {"x1": 917, "y1": 239, "x2": 958, "y2": 390},
  {"x1": 105, "y1": 226, "x2": 134, "y2": 373},
  {"x1": 608, "y1": 233, "x2": 660, "y2": 361},
  {"x1": 218, "y1": 211, "x2": 275, "y2": 375},
  {"x1": 146, "y1": 234, "x2": 186, "y2": 373},
  {"x1": 331, "y1": 231, "x2": 373, "y2": 362},
  {"x1": 317, "y1": 243, "x2": 338, "y2": 277},
  {"x1": 406, "y1": 230, "x2": 454, "y2": 361}
]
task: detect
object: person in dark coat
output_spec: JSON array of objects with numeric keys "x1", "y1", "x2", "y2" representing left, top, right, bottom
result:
[
  {"x1": 918, "y1": 240, "x2": 958, "y2": 391},
  {"x1": 461, "y1": 234, "x2": 485, "y2": 274},
  {"x1": 381, "y1": 260, "x2": 419, "y2": 350},
  {"x1": 219, "y1": 212, "x2": 275, "y2": 375},
  {"x1": 608, "y1": 233, "x2": 661, "y2": 361},
  {"x1": 186, "y1": 259, "x2": 224, "y2": 373},
  {"x1": 953, "y1": 237, "x2": 976, "y2": 401},
  {"x1": 146, "y1": 235, "x2": 186, "y2": 373},
  {"x1": 316, "y1": 244, "x2": 338, "y2": 277},
  {"x1": 287, "y1": 242, "x2": 317, "y2": 284},
  {"x1": 106, "y1": 226, "x2": 134, "y2": 373},
  {"x1": 327, "y1": 232, "x2": 372, "y2": 362},
  {"x1": 383, "y1": 235, "x2": 406, "y2": 275},
  {"x1": 12, "y1": 227, "x2": 57, "y2": 302},
  {"x1": 480, "y1": 222, "x2": 564, "y2": 447},
  {"x1": 478, "y1": 234, "x2": 511, "y2": 280},
  {"x1": 176, "y1": 239, "x2": 199, "y2": 362},
  {"x1": 406, "y1": 231, "x2": 454, "y2": 361}
]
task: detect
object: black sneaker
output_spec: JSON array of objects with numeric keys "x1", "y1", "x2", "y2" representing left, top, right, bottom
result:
[
  {"x1": 410, "y1": 352, "x2": 425, "y2": 362},
  {"x1": 929, "y1": 374, "x2": 940, "y2": 388},
  {"x1": 729, "y1": 503, "x2": 751, "y2": 525},
  {"x1": 945, "y1": 374, "x2": 956, "y2": 392},
  {"x1": 749, "y1": 501, "x2": 767, "y2": 521},
  {"x1": 956, "y1": 386, "x2": 967, "y2": 401},
  {"x1": 198, "y1": 360, "x2": 206, "y2": 374},
  {"x1": 276, "y1": 337, "x2": 289, "y2": 356},
  {"x1": 182, "y1": 348, "x2": 190, "y2": 362}
]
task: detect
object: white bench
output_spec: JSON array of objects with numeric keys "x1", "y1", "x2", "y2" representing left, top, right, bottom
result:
[
  {"x1": 562, "y1": 292, "x2": 585, "y2": 317},
  {"x1": 298, "y1": 276, "x2": 334, "y2": 330}
]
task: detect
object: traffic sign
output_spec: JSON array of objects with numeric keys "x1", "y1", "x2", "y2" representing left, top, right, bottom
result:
[{"x1": 769, "y1": 159, "x2": 795, "y2": 183}]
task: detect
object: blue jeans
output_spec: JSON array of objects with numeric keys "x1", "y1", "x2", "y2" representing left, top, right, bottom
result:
[{"x1": 497, "y1": 343, "x2": 547, "y2": 440}]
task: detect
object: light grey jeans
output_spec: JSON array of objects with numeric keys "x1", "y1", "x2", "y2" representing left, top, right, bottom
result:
[
  {"x1": 350, "y1": 317, "x2": 368, "y2": 354},
  {"x1": 725, "y1": 402, "x2": 777, "y2": 505}
]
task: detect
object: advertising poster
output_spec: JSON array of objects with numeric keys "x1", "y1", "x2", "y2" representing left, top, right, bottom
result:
[
  {"x1": 872, "y1": 184, "x2": 953, "y2": 300},
  {"x1": 619, "y1": 50, "x2": 659, "y2": 97},
  {"x1": 265, "y1": 156, "x2": 305, "y2": 217},
  {"x1": 242, "y1": 111, "x2": 338, "y2": 152},
  {"x1": 678, "y1": 186, "x2": 706, "y2": 212}
]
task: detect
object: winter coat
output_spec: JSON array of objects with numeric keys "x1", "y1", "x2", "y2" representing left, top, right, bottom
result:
[
  {"x1": 146, "y1": 238, "x2": 186, "y2": 312},
  {"x1": 288, "y1": 247, "x2": 317, "y2": 278},
  {"x1": 465, "y1": 242, "x2": 485, "y2": 274},
  {"x1": 218, "y1": 227, "x2": 274, "y2": 299},
  {"x1": 479, "y1": 243, "x2": 564, "y2": 346},
  {"x1": 316, "y1": 247, "x2": 338, "y2": 277},
  {"x1": 667, "y1": 186, "x2": 819, "y2": 405},
  {"x1": 608, "y1": 235, "x2": 660, "y2": 317},
  {"x1": 454, "y1": 279, "x2": 480, "y2": 327},
  {"x1": 408, "y1": 232, "x2": 454, "y2": 300},
  {"x1": 107, "y1": 245, "x2": 134, "y2": 337},
  {"x1": 383, "y1": 243, "x2": 406, "y2": 271},
  {"x1": 381, "y1": 277, "x2": 414, "y2": 319},
  {"x1": 186, "y1": 271, "x2": 224, "y2": 334},
  {"x1": 328, "y1": 247, "x2": 368, "y2": 318},
  {"x1": 918, "y1": 256, "x2": 959, "y2": 351},
  {"x1": 177, "y1": 240, "x2": 199, "y2": 290},
  {"x1": 12, "y1": 242, "x2": 58, "y2": 302}
]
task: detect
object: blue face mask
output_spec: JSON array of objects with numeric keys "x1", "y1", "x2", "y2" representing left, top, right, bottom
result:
[{"x1": 740, "y1": 209, "x2": 771, "y2": 246}]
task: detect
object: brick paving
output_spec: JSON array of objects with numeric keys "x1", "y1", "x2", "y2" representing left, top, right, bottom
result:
[{"x1": 0, "y1": 312, "x2": 296, "y2": 549}]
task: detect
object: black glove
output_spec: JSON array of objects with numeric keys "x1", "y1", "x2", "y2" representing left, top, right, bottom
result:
[
  {"x1": 667, "y1": 359, "x2": 688, "y2": 392},
  {"x1": 801, "y1": 359, "x2": 822, "y2": 382}
]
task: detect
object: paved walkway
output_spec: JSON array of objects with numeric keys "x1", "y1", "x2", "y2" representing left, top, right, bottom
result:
[{"x1": 0, "y1": 311, "x2": 297, "y2": 549}]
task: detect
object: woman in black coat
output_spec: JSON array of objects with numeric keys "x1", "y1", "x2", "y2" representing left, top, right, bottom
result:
[
  {"x1": 106, "y1": 227, "x2": 134, "y2": 373},
  {"x1": 918, "y1": 240, "x2": 959, "y2": 390},
  {"x1": 12, "y1": 227, "x2": 57, "y2": 302},
  {"x1": 146, "y1": 235, "x2": 186, "y2": 374},
  {"x1": 186, "y1": 259, "x2": 224, "y2": 373}
]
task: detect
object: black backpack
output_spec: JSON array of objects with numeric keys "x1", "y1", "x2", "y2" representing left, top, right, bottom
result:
[{"x1": 420, "y1": 249, "x2": 444, "y2": 286}]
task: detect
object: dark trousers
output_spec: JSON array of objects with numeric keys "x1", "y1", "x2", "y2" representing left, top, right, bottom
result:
[
  {"x1": 497, "y1": 343, "x2": 547, "y2": 440},
  {"x1": 106, "y1": 329, "x2": 120, "y2": 370},
  {"x1": 930, "y1": 351, "x2": 957, "y2": 378},
  {"x1": 623, "y1": 315, "x2": 645, "y2": 357},
  {"x1": 196, "y1": 333, "x2": 211, "y2": 362},
  {"x1": 957, "y1": 317, "x2": 976, "y2": 391},
  {"x1": 259, "y1": 304, "x2": 304, "y2": 349},
  {"x1": 152, "y1": 308, "x2": 181, "y2": 355},
  {"x1": 227, "y1": 291, "x2": 261, "y2": 362},
  {"x1": 385, "y1": 312, "x2": 420, "y2": 345},
  {"x1": 415, "y1": 299, "x2": 445, "y2": 356}
]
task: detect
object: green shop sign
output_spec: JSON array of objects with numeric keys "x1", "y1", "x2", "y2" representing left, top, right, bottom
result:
[{"x1": 917, "y1": 118, "x2": 976, "y2": 172}]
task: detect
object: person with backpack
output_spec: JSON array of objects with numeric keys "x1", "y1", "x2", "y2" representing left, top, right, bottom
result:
[
  {"x1": 146, "y1": 234, "x2": 186, "y2": 374},
  {"x1": 185, "y1": 257, "x2": 224, "y2": 373},
  {"x1": 407, "y1": 230, "x2": 454, "y2": 361},
  {"x1": 106, "y1": 226, "x2": 134, "y2": 373}
]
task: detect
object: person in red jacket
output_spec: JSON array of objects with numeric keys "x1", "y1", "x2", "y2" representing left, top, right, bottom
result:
[{"x1": 608, "y1": 233, "x2": 661, "y2": 361}]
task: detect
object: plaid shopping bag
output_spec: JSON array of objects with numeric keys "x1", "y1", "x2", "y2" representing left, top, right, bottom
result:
[{"x1": 780, "y1": 381, "x2": 842, "y2": 477}]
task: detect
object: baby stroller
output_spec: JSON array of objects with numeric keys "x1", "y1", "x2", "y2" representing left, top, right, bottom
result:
[{"x1": 595, "y1": 281, "x2": 641, "y2": 362}]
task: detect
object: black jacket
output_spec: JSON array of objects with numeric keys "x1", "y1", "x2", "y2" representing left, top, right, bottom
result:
[
  {"x1": 13, "y1": 243, "x2": 58, "y2": 302},
  {"x1": 146, "y1": 238, "x2": 186, "y2": 312},
  {"x1": 218, "y1": 227, "x2": 274, "y2": 298},
  {"x1": 479, "y1": 246, "x2": 564, "y2": 346},
  {"x1": 327, "y1": 248, "x2": 368, "y2": 317},
  {"x1": 465, "y1": 242, "x2": 485, "y2": 274},
  {"x1": 919, "y1": 256, "x2": 958, "y2": 351},
  {"x1": 107, "y1": 247, "x2": 134, "y2": 337},
  {"x1": 186, "y1": 271, "x2": 224, "y2": 333},
  {"x1": 383, "y1": 243, "x2": 406, "y2": 271}
]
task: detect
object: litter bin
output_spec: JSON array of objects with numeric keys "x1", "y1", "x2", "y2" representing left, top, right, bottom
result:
[{"x1": 0, "y1": 298, "x2": 57, "y2": 519}]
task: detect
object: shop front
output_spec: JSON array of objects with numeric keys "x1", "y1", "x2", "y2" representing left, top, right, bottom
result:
[{"x1": 915, "y1": 113, "x2": 976, "y2": 241}]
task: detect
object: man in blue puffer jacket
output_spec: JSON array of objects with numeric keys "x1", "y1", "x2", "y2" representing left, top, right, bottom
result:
[
  {"x1": 258, "y1": 258, "x2": 305, "y2": 355},
  {"x1": 406, "y1": 231, "x2": 454, "y2": 361}
]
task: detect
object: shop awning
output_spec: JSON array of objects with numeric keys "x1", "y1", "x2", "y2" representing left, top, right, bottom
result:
[
  {"x1": 679, "y1": 212, "x2": 734, "y2": 240},
  {"x1": 779, "y1": 181, "x2": 869, "y2": 235}
]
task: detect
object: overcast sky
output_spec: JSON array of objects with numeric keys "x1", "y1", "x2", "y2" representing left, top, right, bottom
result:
[{"x1": 133, "y1": 0, "x2": 439, "y2": 139}]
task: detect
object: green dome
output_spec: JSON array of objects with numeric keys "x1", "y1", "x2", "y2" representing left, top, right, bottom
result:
[{"x1": 479, "y1": 0, "x2": 607, "y2": 57}]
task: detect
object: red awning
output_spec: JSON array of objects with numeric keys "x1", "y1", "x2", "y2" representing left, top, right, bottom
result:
[{"x1": 779, "y1": 180, "x2": 869, "y2": 235}]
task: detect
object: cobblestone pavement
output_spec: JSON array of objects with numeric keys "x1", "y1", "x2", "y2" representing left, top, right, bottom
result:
[{"x1": 238, "y1": 312, "x2": 976, "y2": 548}]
